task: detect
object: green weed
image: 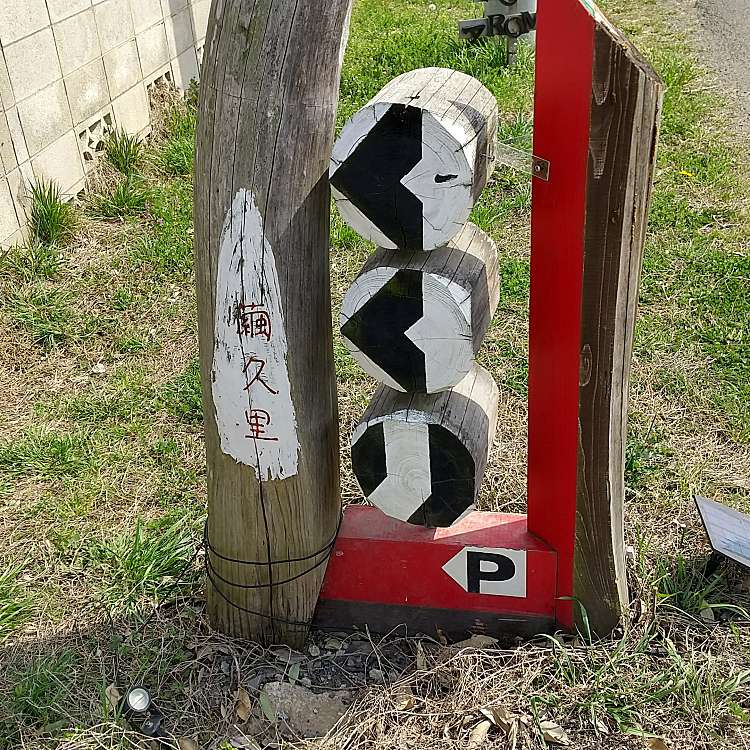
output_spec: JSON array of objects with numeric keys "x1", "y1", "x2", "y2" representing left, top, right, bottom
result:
[
  {"x1": 3, "y1": 652, "x2": 74, "y2": 741},
  {"x1": 0, "y1": 241, "x2": 62, "y2": 282},
  {"x1": 157, "y1": 359, "x2": 203, "y2": 424},
  {"x1": 5, "y1": 283, "x2": 75, "y2": 348},
  {"x1": 89, "y1": 175, "x2": 150, "y2": 219},
  {"x1": 27, "y1": 180, "x2": 76, "y2": 247},
  {"x1": 0, "y1": 566, "x2": 33, "y2": 642},
  {"x1": 104, "y1": 129, "x2": 143, "y2": 175},
  {"x1": 84, "y1": 516, "x2": 198, "y2": 609},
  {"x1": 0, "y1": 428, "x2": 94, "y2": 479},
  {"x1": 155, "y1": 103, "x2": 197, "y2": 176}
]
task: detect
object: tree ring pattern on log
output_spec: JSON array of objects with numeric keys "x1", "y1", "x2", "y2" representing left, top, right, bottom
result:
[
  {"x1": 351, "y1": 411, "x2": 477, "y2": 528},
  {"x1": 330, "y1": 67, "x2": 497, "y2": 253},
  {"x1": 340, "y1": 267, "x2": 473, "y2": 393}
]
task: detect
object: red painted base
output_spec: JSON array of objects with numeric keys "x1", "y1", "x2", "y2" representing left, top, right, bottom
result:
[{"x1": 313, "y1": 506, "x2": 558, "y2": 639}]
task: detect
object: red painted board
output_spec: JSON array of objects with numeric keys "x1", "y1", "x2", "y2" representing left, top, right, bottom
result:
[
  {"x1": 527, "y1": 0, "x2": 596, "y2": 628},
  {"x1": 319, "y1": 506, "x2": 557, "y2": 619}
]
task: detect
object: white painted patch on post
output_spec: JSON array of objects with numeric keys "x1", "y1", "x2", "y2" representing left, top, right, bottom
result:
[{"x1": 212, "y1": 188, "x2": 299, "y2": 481}]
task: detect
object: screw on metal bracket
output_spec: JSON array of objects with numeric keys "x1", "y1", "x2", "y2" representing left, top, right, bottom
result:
[{"x1": 532, "y1": 155, "x2": 550, "y2": 181}]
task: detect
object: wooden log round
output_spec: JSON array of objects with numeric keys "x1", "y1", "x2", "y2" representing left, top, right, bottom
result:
[
  {"x1": 194, "y1": 0, "x2": 351, "y2": 647},
  {"x1": 340, "y1": 223, "x2": 500, "y2": 393},
  {"x1": 351, "y1": 364, "x2": 499, "y2": 528},
  {"x1": 330, "y1": 68, "x2": 498, "y2": 252}
]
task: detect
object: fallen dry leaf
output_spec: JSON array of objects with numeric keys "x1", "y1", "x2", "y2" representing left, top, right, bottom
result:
[
  {"x1": 467, "y1": 719, "x2": 492, "y2": 749},
  {"x1": 236, "y1": 687, "x2": 253, "y2": 722},
  {"x1": 178, "y1": 739, "x2": 199, "y2": 750},
  {"x1": 416, "y1": 640, "x2": 427, "y2": 671},
  {"x1": 105, "y1": 684, "x2": 121, "y2": 709},
  {"x1": 394, "y1": 689, "x2": 416, "y2": 711},
  {"x1": 480, "y1": 705, "x2": 514, "y2": 731},
  {"x1": 646, "y1": 739, "x2": 670, "y2": 750},
  {"x1": 540, "y1": 720, "x2": 571, "y2": 746}
]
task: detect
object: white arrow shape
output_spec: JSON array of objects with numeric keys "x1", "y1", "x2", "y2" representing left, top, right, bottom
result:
[
  {"x1": 442, "y1": 547, "x2": 527, "y2": 598},
  {"x1": 368, "y1": 418, "x2": 432, "y2": 522},
  {"x1": 404, "y1": 273, "x2": 473, "y2": 393}
]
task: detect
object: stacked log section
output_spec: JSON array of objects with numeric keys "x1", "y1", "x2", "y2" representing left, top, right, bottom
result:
[
  {"x1": 330, "y1": 68, "x2": 498, "y2": 252},
  {"x1": 351, "y1": 364, "x2": 499, "y2": 528},
  {"x1": 340, "y1": 223, "x2": 500, "y2": 393}
]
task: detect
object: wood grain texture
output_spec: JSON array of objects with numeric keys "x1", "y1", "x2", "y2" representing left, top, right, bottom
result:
[
  {"x1": 341, "y1": 223, "x2": 500, "y2": 393},
  {"x1": 330, "y1": 68, "x2": 498, "y2": 252},
  {"x1": 574, "y1": 21, "x2": 663, "y2": 636},
  {"x1": 351, "y1": 364, "x2": 499, "y2": 527},
  {"x1": 194, "y1": 0, "x2": 352, "y2": 647}
]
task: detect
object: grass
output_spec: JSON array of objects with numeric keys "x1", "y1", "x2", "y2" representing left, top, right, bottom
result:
[
  {"x1": 0, "y1": 0, "x2": 748, "y2": 748},
  {"x1": 104, "y1": 129, "x2": 143, "y2": 176},
  {"x1": 5, "y1": 283, "x2": 75, "y2": 348},
  {"x1": 27, "y1": 180, "x2": 76, "y2": 247},
  {"x1": 88, "y1": 175, "x2": 150, "y2": 219}
]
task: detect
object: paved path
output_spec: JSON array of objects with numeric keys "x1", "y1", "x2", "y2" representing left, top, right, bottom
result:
[{"x1": 693, "y1": 0, "x2": 750, "y2": 127}]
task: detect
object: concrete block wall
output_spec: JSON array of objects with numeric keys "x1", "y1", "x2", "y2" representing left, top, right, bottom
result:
[{"x1": 0, "y1": 0, "x2": 206, "y2": 247}]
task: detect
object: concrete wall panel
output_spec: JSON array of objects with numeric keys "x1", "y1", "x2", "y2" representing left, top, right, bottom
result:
[
  {"x1": 137, "y1": 21, "x2": 170, "y2": 77},
  {"x1": 0, "y1": 0, "x2": 205, "y2": 245},
  {"x1": 131, "y1": 0, "x2": 163, "y2": 33},
  {"x1": 0, "y1": 0, "x2": 50, "y2": 46},
  {"x1": 165, "y1": 6, "x2": 194, "y2": 57},
  {"x1": 65, "y1": 59, "x2": 110, "y2": 124},
  {"x1": 103, "y1": 40, "x2": 142, "y2": 99},
  {"x1": 112, "y1": 82, "x2": 149, "y2": 133},
  {"x1": 17, "y1": 80, "x2": 73, "y2": 155},
  {"x1": 0, "y1": 176, "x2": 20, "y2": 243},
  {"x1": 190, "y1": 0, "x2": 210, "y2": 43},
  {"x1": 95, "y1": 0, "x2": 135, "y2": 52},
  {"x1": 171, "y1": 46, "x2": 198, "y2": 92},
  {"x1": 4, "y1": 28, "x2": 62, "y2": 101},
  {"x1": 47, "y1": 0, "x2": 93, "y2": 24},
  {"x1": 0, "y1": 110, "x2": 17, "y2": 174},
  {"x1": 0, "y1": 52, "x2": 14, "y2": 109},
  {"x1": 54, "y1": 9, "x2": 102, "y2": 76},
  {"x1": 5, "y1": 107, "x2": 29, "y2": 163},
  {"x1": 31, "y1": 129, "x2": 85, "y2": 194}
]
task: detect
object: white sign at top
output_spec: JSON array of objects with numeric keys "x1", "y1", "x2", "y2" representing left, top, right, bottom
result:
[{"x1": 695, "y1": 496, "x2": 750, "y2": 569}]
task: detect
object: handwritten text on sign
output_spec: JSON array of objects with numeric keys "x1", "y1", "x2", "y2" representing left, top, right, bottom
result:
[{"x1": 212, "y1": 188, "x2": 299, "y2": 481}]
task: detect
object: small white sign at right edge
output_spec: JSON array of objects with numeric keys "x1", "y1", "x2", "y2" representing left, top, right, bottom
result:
[
  {"x1": 442, "y1": 547, "x2": 527, "y2": 598},
  {"x1": 695, "y1": 496, "x2": 750, "y2": 569}
]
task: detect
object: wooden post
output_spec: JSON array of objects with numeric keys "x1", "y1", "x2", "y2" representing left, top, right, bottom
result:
[
  {"x1": 574, "y1": 18, "x2": 663, "y2": 636},
  {"x1": 194, "y1": 0, "x2": 352, "y2": 647},
  {"x1": 527, "y1": 0, "x2": 663, "y2": 637},
  {"x1": 351, "y1": 365, "x2": 499, "y2": 527},
  {"x1": 331, "y1": 68, "x2": 498, "y2": 252},
  {"x1": 340, "y1": 223, "x2": 500, "y2": 393}
]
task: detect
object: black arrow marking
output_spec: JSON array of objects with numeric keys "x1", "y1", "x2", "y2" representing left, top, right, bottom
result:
[
  {"x1": 407, "y1": 424, "x2": 475, "y2": 528},
  {"x1": 342, "y1": 269, "x2": 426, "y2": 392},
  {"x1": 331, "y1": 103, "x2": 423, "y2": 250},
  {"x1": 351, "y1": 421, "x2": 386, "y2": 497}
]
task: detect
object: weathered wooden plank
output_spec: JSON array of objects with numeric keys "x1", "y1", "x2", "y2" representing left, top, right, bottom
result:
[
  {"x1": 330, "y1": 68, "x2": 498, "y2": 252},
  {"x1": 574, "y1": 19, "x2": 663, "y2": 636},
  {"x1": 194, "y1": 0, "x2": 352, "y2": 647},
  {"x1": 340, "y1": 223, "x2": 500, "y2": 393}
]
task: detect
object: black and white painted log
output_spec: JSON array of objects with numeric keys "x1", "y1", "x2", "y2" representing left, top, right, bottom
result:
[
  {"x1": 340, "y1": 223, "x2": 500, "y2": 393},
  {"x1": 330, "y1": 68, "x2": 498, "y2": 252},
  {"x1": 351, "y1": 364, "x2": 499, "y2": 528}
]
